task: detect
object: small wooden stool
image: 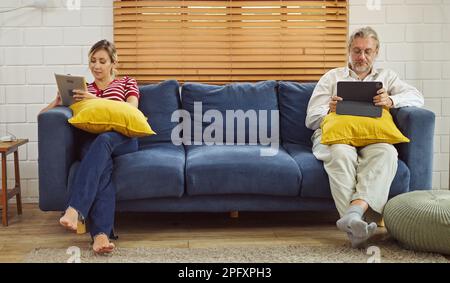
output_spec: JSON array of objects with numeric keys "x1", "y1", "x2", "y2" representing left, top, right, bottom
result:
[{"x1": 0, "y1": 139, "x2": 28, "y2": 226}]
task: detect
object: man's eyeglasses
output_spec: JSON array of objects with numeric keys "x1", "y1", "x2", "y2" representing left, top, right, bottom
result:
[{"x1": 351, "y1": 48, "x2": 376, "y2": 57}]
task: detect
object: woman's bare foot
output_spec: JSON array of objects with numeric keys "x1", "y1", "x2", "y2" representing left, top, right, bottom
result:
[
  {"x1": 59, "y1": 207, "x2": 78, "y2": 231},
  {"x1": 93, "y1": 234, "x2": 115, "y2": 254}
]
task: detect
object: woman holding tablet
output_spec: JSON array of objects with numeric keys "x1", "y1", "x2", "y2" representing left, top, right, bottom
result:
[{"x1": 40, "y1": 39, "x2": 139, "y2": 254}]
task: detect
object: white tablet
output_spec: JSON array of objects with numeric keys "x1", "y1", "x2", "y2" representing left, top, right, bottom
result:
[{"x1": 54, "y1": 73, "x2": 88, "y2": 106}]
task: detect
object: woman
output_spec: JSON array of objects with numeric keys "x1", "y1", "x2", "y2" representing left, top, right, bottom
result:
[{"x1": 40, "y1": 39, "x2": 140, "y2": 254}]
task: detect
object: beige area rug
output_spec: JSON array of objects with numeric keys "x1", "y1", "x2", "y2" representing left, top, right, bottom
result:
[{"x1": 24, "y1": 238, "x2": 449, "y2": 263}]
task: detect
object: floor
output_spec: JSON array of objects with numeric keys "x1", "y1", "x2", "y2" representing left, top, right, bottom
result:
[{"x1": 0, "y1": 204, "x2": 448, "y2": 262}]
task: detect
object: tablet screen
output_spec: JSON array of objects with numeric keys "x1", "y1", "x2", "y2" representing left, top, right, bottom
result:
[
  {"x1": 337, "y1": 81, "x2": 383, "y2": 102},
  {"x1": 55, "y1": 74, "x2": 87, "y2": 106}
]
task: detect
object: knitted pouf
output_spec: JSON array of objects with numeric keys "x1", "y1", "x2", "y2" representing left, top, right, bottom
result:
[{"x1": 383, "y1": 190, "x2": 450, "y2": 255}]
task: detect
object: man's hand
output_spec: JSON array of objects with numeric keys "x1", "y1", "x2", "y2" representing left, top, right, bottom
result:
[
  {"x1": 329, "y1": 95, "x2": 343, "y2": 113},
  {"x1": 373, "y1": 88, "x2": 393, "y2": 108},
  {"x1": 72, "y1": 89, "x2": 98, "y2": 101}
]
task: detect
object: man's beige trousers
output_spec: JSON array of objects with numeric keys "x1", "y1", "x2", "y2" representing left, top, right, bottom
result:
[{"x1": 322, "y1": 143, "x2": 398, "y2": 217}]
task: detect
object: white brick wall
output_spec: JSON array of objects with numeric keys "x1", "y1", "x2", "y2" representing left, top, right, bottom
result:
[
  {"x1": 0, "y1": 28, "x2": 24, "y2": 46},
  {"x1": 43, "y1": 8, "x2": 81, "y2": 27},
  {"x1": 0, "y1": 0, "x2": 449, "y2": 203},
  {"x1": 386, "y1": 43, "x2": 423, "y2": 61},
  {"x1": 423, "y1": 43, "x2": 450, "y2": 60},
  {"x1": 444, "y1": 61, "x2": 450, "y2": 77},
  {"x1": 43, "y1": 47, "x2": 82, "y2": 65},
  {"x1": 423, "y1": 80, "x2": 450, "y2": 97},
  {"x1": 0, "y1": 48, "x2": 4, "y2": 66},
  {"x1": 0, "y1": 86, "x2": 5, "y2": 104},
  {"x1": 406, "y1": 62, "x2": 442, "y2": 79},
  {"x1": 5, "y1": 86, "x2": 44, "y2": 103},
  {"x1": 5, "y1": 47, "x2": 43, "y2": 65},
  {"x1": 405, "y1": 24, "x2": 443, "y2": 42},
  {"x1": 25, "y1": 28, "x2": 63, "y2": 46},
  {"x1": 387, "y1": 6, "x2": 423, "y2": 23}
]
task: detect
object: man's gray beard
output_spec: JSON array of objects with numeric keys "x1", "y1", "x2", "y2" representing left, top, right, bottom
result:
[{"x1": 350, "y1": 62, "x2": 371, "y2": 74}]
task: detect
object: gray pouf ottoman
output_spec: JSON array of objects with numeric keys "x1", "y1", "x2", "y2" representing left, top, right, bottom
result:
[{"x1": 383, "y1": 190, "x2": 450, "y2": 255}]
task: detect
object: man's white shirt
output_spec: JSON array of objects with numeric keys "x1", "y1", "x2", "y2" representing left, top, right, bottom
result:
[
  {"x1": 305, "y1": 66, "x2": 424, "y2": 161},
  {"x1": 306, "y1": 66, "x2": 424, "y2": 131}
]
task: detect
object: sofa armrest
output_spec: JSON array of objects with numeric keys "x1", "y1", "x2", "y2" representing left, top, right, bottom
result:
[
  {"x1": 38, "y1": 107, "x2": 75, "y2": 211},
  {"x1": 391, "y1": 107, "x2": 435, "y2": 191}
]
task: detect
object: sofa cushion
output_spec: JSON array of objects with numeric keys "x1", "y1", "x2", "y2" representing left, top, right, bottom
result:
[
  {"x1": 185, "y1": 145, "x2": 301, "y2": 196},
  {"x1": 278, "y1": 82, "x2": 316, "y2": 146},
  {"x1": 113, "y1": 143, "x2": 185, "y2": 200},
  {"x1": 283, "y1": 143, "x2": 410, "y2": 199},
  {"x1": 138, "y1": 80, "x2": 181, "y2": 145},
  {"x1": 282, "y1": 143, "x2": 329, "y2": 198},
  {"x1": 181, "y1": 81, "x2": 278, "y2": 144}
]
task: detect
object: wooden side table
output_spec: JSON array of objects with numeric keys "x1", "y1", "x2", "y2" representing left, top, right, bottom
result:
[{"x1": 0, "y1": 139, "x2": 28, "y2": 226}]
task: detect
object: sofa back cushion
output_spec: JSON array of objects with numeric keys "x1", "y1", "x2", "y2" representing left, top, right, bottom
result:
[
  {"x1": 138, "y1": 80, "x2": 181, "y2": 145},
  {"x1": 278, "y1": 81, "x2": 316, "y2": 146},
  {"x1": 181, "y1": 80, "x2": 279, "y2": 144}
]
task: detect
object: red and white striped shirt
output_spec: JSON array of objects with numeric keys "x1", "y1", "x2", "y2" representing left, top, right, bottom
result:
[{"x1": 87, "y1": 76, "x2": 140, "y2": 102}]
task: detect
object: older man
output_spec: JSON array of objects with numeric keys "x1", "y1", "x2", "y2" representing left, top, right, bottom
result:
[{"x1": 305, "y1": 26, "x2": 424, "y2": 248}]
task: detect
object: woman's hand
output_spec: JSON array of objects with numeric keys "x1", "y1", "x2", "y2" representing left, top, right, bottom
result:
[
  {"x1": 55, "y1": 91, "x2": 62, "y2": 106},
  {"x1": 126, "y1": 96, "x2": 139, "y2": 108},
  {"x1": 373, "y1": 88, "x2": 393, "y2": 108},
  {"x1": 72, "y1": 89, "x2": 98, "y2": 101},
  {"x1": 329, "y1": 95, "x2": 343, "y2": 113},
  {"x1": 39, "y1": 92, "x2": 62, "y2": 114}
]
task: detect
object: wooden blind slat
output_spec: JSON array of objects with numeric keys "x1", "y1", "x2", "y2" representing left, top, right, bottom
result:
[
  {"x1": 114, "y1": 28, "x2": 347, "y2": 35},
  {"x1": 114, "y1": 0, "x2": 348, "y2": 84},
  {"x1": 115, "y1": 42, "x2": 346, "y2": 49},
  {"x1": 120, "y1": 62, "x2": 344, "y2": 68},
  {"x1": 120, "y1": 48, "x2": 345, "y2": 57},
  {"x1": 115, "y1": 35, "x2": 346, "y2": 42},
  {"x1": 114, "y1": 7, "x2": 346, "y2": 14},
  {"x1": 115, "y1": 14, "x2": 347, "y2": 21},
  {"x1": 115, "y1": 22, "x2": 347, "y2": 29},
  {"x1": 119, "y1": 55, "x2": 344, "y2": 62},
  {"x1": 114, "y1": 1, "x2": 347, "y2": 8}
]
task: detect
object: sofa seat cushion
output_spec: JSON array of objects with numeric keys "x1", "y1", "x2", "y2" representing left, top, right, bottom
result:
[
  {"x1": 185, "y1": 145, "x2": 301, "y2": 196},
  {"x1": 283, "y1": 143, "x2": 410, "y2": 199},
  {"x1": 113, "y1": 142, "x2": 185, "y2": 200}
]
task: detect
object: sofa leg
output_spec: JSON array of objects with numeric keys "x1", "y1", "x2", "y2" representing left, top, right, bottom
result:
[
  {"x1": 230, "y1": 211, "x2": 239, "y2": 218},
  {"x1": 377, "y1": 217, "x2": 385, "y2": 228}
]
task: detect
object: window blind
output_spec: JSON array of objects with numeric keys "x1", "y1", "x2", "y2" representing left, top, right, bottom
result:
[{"x1": 114, "y1": 0, "x2": 348, "y2": 84}]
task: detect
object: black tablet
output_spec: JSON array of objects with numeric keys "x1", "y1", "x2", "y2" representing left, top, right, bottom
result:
[{"x1": 336, "y1": 81, "x2": 383, "y2": 117}]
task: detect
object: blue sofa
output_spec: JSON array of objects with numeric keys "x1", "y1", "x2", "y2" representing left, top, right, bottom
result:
[{"x1": 38, "y1": 80, "x2": 435, "y2": 213}]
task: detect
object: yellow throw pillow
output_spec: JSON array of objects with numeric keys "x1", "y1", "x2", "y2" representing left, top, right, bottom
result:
[
  {"x1": 68, "y1": 99, "x2": 156, "y2": 138},
  {"x1": 320, "y1": 108, "x2": 409, "y2": 147}
]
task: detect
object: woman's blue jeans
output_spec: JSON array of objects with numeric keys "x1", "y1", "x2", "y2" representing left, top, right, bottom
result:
[{"x1": 68, "y1": 131, "x2": 138, "y2": 239}]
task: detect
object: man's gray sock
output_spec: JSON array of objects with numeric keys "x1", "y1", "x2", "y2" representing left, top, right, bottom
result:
[
  {"x1": 347, "y1": 222, "x2": 378, "y2": 248},
  {"x1": 336, "y1": 205, "x2": 377, "y2": 239},
  {"x1": 336, "y1": 205, "x2": 366, "y2": 234}
]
